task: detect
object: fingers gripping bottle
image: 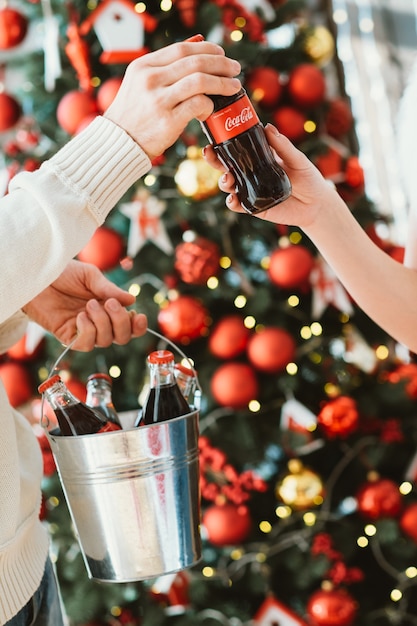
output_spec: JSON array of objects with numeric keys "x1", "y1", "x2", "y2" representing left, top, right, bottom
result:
[
  {"x1": 201, "y1": 88, "x2": 291, "y2": 214},
  {"x1": 135, "y1": 350, "x2": 191, "y2": 427},
  {"x1": 38, "y1": 374, "x2": 122, "y2": 436},
  {"x1": 86, "y1": 372, "x2": 122, "y2": 428}
]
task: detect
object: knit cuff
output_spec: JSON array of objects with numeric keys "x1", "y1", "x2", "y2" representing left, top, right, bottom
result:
[{"x1": 46, "y1": 117, "x2": 152, "y2": 221}]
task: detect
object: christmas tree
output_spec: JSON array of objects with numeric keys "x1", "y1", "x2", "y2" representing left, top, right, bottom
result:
[{"x1": 2, "y1": 0, "x2": 417, "y2": 625}]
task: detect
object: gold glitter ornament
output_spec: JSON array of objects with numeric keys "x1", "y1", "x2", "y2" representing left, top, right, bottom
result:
[
  {"x1": 303, "y1": 25, "x2": 335, "y2": 67},
  {"x1": 175, "y1": 147, "x2": 221, "y2": 200},
  {"x1": 275, "y1": 459, "x2": 324, "y2": 509}
]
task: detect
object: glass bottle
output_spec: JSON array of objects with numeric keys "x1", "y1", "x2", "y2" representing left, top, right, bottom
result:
[
  {"x1": 86, "y1": 372, "x2": 122, "y2": 428},
  {"x1": 38, "y1": 374, "x2": 122, "y2": 436},
  {"x1": 201, "y1": 88, "x2": 291, "y2": 214},
  {"x1": 135, "y1": 350, "x2": 191, "y2": 427},
  {"x1": 174, "y1": 362, "x2": 196, "y2": 403}
]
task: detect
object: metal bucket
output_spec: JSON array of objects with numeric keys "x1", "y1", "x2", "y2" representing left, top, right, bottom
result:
[{"x1": 46, "y1": 409, "x2": 201, "y2": 583}]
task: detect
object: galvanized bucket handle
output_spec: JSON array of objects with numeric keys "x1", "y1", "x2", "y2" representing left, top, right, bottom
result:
[{"x1": 40, "y1": 327, "x2": 201, "y2": 430}]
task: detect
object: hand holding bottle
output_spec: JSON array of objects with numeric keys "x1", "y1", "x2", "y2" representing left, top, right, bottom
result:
[
  {"x1": 203, "y1": 124, "x2": 344, "y2": 227},
  {"x1": 104, "y1": 39, "x2": 242, "y2": 161}
]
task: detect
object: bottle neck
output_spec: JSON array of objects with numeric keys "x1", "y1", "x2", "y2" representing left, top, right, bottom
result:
[
  {"x1": 149, "y1": 361, "x2": 176, "y2": 388},
  {"x1": 208, "y1": 88, "x2": 246, "y2": 112},
  {"x1": 44, "y1": 380, "x2": 79, "y2": 410},
  {"x1": 86, "y1": 380, "x2": 113, "y2": 406}
]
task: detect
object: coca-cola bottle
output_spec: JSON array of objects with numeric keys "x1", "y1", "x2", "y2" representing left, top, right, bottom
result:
[
  {"x1": 135, "y1": 350, "x2": 191, "y2": 427},
  {"x1": 86, "y1": 372, "x2": 122, "y2": 428},
  {"x1": 38, "y1": 374, "x2": 122, "y2": 436},
  {"x1": 174, "y1": 362, "x2": 196, "y2": 403},
  {"x1": 201, "y1": 88, "x2": 291, "y2": 214}
]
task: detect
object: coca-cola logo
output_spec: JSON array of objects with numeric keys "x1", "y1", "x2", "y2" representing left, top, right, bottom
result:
[{"x1": 225, "y1": 107, "x2": 253, "y2": 131}]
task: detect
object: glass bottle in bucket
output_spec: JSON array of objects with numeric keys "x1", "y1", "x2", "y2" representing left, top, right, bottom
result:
[
  {"x1": 135, "y1": 350, "x2": 191, "y2": 427},
  {"x1": 38, "y1": 374, "x2": 122, "y2": 436},
  {"x1": 174, "y1": 362, "x2": 196, "y2": 403},
  {"x1": 86, "y1": 372, "x2": 122, "y2": 428}
]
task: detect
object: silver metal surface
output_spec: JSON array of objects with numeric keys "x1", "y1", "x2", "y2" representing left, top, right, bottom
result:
[{"x1": 47, "y1": 410, "x2": 201, "y2": 582}]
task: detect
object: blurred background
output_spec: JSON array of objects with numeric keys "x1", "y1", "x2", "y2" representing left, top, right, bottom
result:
[{"x1": 2, "y1": 1, "x2": 417, "y2": 624}]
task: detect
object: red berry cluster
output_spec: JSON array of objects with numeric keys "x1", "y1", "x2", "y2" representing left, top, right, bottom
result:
[
  {"x1": 199, "y1": 435, "x2": 267, "y2": 504},
  {"x1": 311, "y1": 533, "x2": 364, "y2": 586}
]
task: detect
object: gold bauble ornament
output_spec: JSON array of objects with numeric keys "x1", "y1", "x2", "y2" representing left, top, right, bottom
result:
[
  {"x1": 175, "y1": 146, "x2": 221, "y2": 200},
  {"x1": 275, "y1": 459, "x2": 324, "y2": 509},
  {"x1": 303, "y1": 25, "x2": 335, "y2": 67}
]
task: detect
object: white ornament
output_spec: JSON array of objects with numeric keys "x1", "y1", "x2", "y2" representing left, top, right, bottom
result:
[{"x1": 119, "y1": 189, "x2": 173, "y2": 257}]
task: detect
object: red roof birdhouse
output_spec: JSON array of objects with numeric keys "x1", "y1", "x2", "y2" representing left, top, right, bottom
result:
[{"x1": 80, "y1": 0, "x2": 157, "y2": 64}]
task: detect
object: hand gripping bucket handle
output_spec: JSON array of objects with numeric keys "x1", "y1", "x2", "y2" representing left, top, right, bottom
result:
[{"x1": 41, "y1": 329, "x2": 202, "y2": 583}]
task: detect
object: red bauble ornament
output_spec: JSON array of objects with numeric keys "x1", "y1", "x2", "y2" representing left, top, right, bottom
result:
[
  {"x1": 247, "y1": 327, "x2": 296, "y2": 373},
  {"x1": 209, "y1": 315, "x2": 251, "y2": 359},
  {"x1": 272, "y1": 106, "x2": 308, "y2": 143},
  {"x1": 157, "y1": 295, "x2": 210, "y2": 343},
  {"x1": 174, "y1": 236, "x2": 220, "y2": 284},
  {"x1": 268, "y1": 245, "x2": 314, "y2": 289},
  {"x1": 245, "y1": 66, "x2": 282, "y2": 109},
  {"x1": 317, "y1": 396, "x2": 359, "y2": 439},
  {"x1": 0, "y1": 362, "x2": 33, "y2": 407},
  {"x1": 307, "y1": 588, "x2": 358, "y2": 626},
  {"x1": 203, "y1": 503, "x2": 252, "y2": 546},
  {"x1": 97, "y1": 76, "x2": 123, "y2": 112},
  {"x1": 0, "y1": 92, "x2": 22, "y2": 131},
  {"x1": 315, "y1": 147, "x2": 343, "y2": 180},
  {"x1": 75, "y1": 113, "x2": 98, "y2": 134},
  {"x1": 400, "y1": 502, "x2": 417, "y2": 543},
  {"x1": 77, "y1": 226, "x2": 124, "y2": 271},
  {"x1": 56, "y1": 90, "x2": 98, "y2": 135},
  {"x1": 325, "y1": 98, "x2": 353, "y2": 137},
  {"x1": 0, "y1": 7, "x2": 28, "y2": 49},
  {"x1": 356, "y1": 477, "x2": 402, "y2": 520},
  {"x1": 287, "y1": 64, "x2": 326, "y2": 109},
  {"x1": 344, "y1": 156, "x2": 365, "y2": 190},
  {"x1": 211, "y1": 362, "x2": 258, "y2": 408}
]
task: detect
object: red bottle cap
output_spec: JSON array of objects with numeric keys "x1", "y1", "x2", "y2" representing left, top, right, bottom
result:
[
  {"x1": 175, "y1": 362, "x2": 196, "y2": 376},
  {"x1": 87, "y1": 372, "x2": 112, "y2": 384},
  {"x1": 38, "y1": 374, "x2": 61, "y2": 394},
  {"x1": 148, "y1": 350, "x2": 175, "y2": 364}
]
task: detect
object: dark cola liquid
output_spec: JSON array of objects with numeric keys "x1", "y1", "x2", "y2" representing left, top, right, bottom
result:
[
  {"x1": 54, "y1": 402, "x2": 121, "y2": 436},
  {"x1": 140, "y1": 383, "x2": 190, "y2": 426},
  {"x1": 214, "y1": 124, "x2": 291, "y2": 214}
]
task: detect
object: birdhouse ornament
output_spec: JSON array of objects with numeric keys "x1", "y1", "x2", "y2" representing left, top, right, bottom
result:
[
  {"x1": 80, "y1": 0, "x2": 157, "y2": 64},
  {"x1": 254, "y1": 596, "x2": 307, "y2": 626}
]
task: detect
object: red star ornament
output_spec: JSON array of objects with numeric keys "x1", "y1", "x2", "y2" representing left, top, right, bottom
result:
[
  {"x1": 254, "y1": 596, "x2": 307, "y2": 626},
  {"x1": 310, "y1": 256, "x2": 353, "y2": 318},
  {"x1": 119, "y1": 190, "x2": 173, "y2": 257}
]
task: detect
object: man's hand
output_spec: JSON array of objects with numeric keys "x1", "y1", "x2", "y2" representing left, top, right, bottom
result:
[
  {"x1": 104, "y1": 39, "x2": 241, "y2": 161},
  {"x1": 22, "y1": 260, "x2": 147, "y2": 351}
]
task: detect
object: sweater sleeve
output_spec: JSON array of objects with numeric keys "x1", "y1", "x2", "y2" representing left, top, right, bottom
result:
[{"x1": 0, "y1": 116, "x2": 151, "y2": 324}]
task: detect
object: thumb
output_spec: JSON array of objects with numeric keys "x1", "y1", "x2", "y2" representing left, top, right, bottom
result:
[
  {"x1": 86, "y1": 267, "x2": 136, "y2": 306},
  {"x1": 265, "y1": 124, "x2": 311, "y2": 170}
]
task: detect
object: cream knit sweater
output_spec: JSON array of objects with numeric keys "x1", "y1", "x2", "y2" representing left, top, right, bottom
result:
[{"x1": 0, "y1": 116, "x2": 151, "y2": 624}]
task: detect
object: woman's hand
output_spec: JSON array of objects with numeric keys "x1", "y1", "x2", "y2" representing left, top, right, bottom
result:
[{"x1": 203, "y1": 124, "x2": 344, "y2": 229}]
